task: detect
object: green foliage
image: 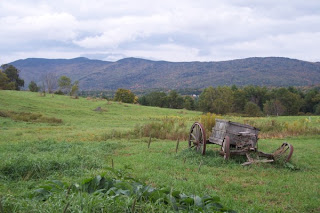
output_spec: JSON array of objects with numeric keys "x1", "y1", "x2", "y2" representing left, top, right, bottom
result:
[
  {"x1": 244, "y1": 102, "x2": 263, "y2": 117},
  {"x1": 0, "y1": 72, "x2": 15, "y2": 90},
  {"x1": 28, "y1": 81, "x2": 39, "y2": 92},
  {"x1": 70, "y1": 80, "x2": 79, "y2": 98},
  {"x1": 272, "y1": 88, "x2": 303, "y2": 115},
  {"x1": 1, "y1": 64, "x2": 24, "y2": 90},
  {"x1": 139, "y1": 91, "x2": 168, "y2": 107},
  {"x1": 114, "y1": 88, "x2": 135, "y2": 103},
  {"x1": 199, "y1": 113, "x2": 219, "y2": 136},
  {"x1": 27, "y1": 168, "x2": 234, "y2": 213},
  {"x1": 184, "y1": 96, "x2": 195, "y2": 110},
  {"x1": 263, "y1": 99, "x2": 285, "y2": 116},
  {"x1": 58, "y1": 75, "x2": 72, "y2": 94},
  {"x1": 315, "y1": 104, "x2": 320, "y2": 115},
  {"x1": 167, "y1": 90, "x2": 184, "y2": 109},
  {"x1": 198, "y1": 86, "x2": 233, "y2": 114}
]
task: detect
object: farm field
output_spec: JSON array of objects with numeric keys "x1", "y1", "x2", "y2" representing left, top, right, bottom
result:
[{"x1": 0, "y1": 90, "x2": 319, "y2": 212}]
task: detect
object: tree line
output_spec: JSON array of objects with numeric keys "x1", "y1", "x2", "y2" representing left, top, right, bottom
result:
[
  {"x1": 0, "y1": 64, "x2": 79, "y2": 97},
  {"x1": 137, "y1": 85, "x2": 320, "y2": 116}
]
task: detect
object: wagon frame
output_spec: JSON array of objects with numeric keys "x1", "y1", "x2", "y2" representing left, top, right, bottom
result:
[{"x1": 188, "y1": 119, "x2": 294, "y2": 165}]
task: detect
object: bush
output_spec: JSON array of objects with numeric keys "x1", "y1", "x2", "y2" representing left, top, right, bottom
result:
[
  {"x1": 133, "y1": 117, "x2": 188, "y2": 140},
  {"x1": 244, "y1": 102, "x2": 263, "y2": 117},
  {"x1": 199, "y1": 113, "x2": 219, "y2": 136},
  {"x1": 114, "y1": 88, "x2": 135, "y2": 103}
]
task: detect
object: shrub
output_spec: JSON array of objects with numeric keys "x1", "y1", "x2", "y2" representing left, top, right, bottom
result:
[
  {"x1": 244, "y1": 102, "x2": 263, "y2": 117},
  {"x1": 199, "y1": 113, "x2": 219, "y2": 137},
  {"x1": 0, "y1": 110, "x2": 62, "y2": 124},
  {"x1": 132, "y1": 117, "x2": 188, "y2": 140}
]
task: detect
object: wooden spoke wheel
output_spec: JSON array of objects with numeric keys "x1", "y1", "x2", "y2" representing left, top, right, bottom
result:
[
  {"x1": 273, "y1": 142, "x2": 294, "y2": 162},
  {"x1": 189, "y1": 122, "x2": 207, "y2": 155},
  {"x1": 222, "y1": 136, "x2": 230, "y2": 160}
]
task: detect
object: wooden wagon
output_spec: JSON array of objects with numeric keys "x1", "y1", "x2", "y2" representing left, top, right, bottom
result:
[{"x1": 188, "y1": 119, "x2": 294, "y2": 165}]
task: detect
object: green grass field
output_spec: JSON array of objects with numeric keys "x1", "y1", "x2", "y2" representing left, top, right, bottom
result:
[{"x1": 0, "y1": 90, "x2": 319, "y2": 212}]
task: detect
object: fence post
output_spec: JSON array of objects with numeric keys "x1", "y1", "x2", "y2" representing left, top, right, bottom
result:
[
  {"x1": 175, "y1": 139, "x2": 180, "y2": 153},
  {"x1": 148, "y1": 134, "x2": 152, "y2": 148}
]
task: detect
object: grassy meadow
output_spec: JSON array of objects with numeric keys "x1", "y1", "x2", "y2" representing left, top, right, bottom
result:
[{"x1": 0, "y1": 90, "x2": 319, "y2": 212}]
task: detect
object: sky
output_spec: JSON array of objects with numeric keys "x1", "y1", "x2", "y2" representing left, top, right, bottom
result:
[{"x1": 1, "y1": 0, "x2": 320, "y2": 64}]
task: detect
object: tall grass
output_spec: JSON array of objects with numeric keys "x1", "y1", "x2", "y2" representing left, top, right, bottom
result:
[
  {"x1": 243, "y1": 118, "x2": 320, "y2": 138},
  {"x1": 0, "y1": 110, "x2": 62, "y2": 124},
  {"x1": 132, "y1": 116, "x2": 189, "y2": 140}
]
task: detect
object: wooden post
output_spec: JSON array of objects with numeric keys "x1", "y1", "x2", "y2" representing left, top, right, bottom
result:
[
  {"x1": 175, "y1": 139, "x2": 180, "y2": 153},
  {"x1": 198, "y1": 160, "x2": 203, "y2": 172},
  {"x1": 148, "y1": 134, "x2": 152, "y2": 148}
]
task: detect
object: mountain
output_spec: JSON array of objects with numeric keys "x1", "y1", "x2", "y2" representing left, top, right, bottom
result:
[{"x1": 10, "y1": 57, "x2": 320, "y2": 90}]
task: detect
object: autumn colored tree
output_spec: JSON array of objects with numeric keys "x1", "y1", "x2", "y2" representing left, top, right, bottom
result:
[{"x1": 114, "y1": 88, "x2": 135, "y2": 103}]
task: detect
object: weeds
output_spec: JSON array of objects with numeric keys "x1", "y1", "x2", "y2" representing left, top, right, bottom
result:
[
  {"x1": 199, "y1": 113, "x2": 220, "y2": 137},
  {"x1": 22, "y1": 167, "x2": 235, "y2": 213},
  {"x1": 243, "y1": 118, "x2": 320, "y2": 138},
  {"x1": 0, "y1": 110, "x2": 62, "y2": 124},
  {"x1": 132, "y1": 116, "x2": 189, "y2": 140}
]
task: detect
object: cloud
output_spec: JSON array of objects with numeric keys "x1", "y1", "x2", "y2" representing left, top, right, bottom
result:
[{"x1": 1, "y1": 0, "x2": 320, "y2": 64}]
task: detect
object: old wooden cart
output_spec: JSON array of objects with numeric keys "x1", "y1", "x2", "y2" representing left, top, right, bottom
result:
[{"x1": 188, "y1": 119, "x2": 294, "y2": 165}]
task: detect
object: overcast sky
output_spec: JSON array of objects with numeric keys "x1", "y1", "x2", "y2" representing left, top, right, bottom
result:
[{"x1": 1, "y1": 0, "x2": 320, "y2": 64}]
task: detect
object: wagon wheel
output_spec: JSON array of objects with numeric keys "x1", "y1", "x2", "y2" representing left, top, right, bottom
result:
[
  {"x1": 221, "y1": 136, "x2": 230, "y2": 160},
  {"x1": 273, "y1": 142, "x2": 294, "y2": 162},
  {"x1": 189, "y1": 122, "x2": 206, "y2": 155}
]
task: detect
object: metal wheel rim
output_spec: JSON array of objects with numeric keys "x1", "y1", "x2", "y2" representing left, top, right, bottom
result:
[{"x1": 274, "y1": 142, "x2": 294, "y2": 162}]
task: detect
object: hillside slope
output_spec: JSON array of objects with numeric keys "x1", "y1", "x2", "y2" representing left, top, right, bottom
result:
[{"x1": 10, "y1": 57, "x2": 320, "y2": 90}]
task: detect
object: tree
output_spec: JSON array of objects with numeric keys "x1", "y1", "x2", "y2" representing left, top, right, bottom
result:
[
  {"x1": 41, "y1": 72, "x2": 57, "y2": 93},
  {"x1": 70, "y1": 81, "x2": 79, "y2": 98},
  {"x1": 302, "y1": 89, "x2": 320, "y2": 114},
  {"x1": 0, "y1": 64, "x2": 24, "y2": 90},
  {"x1": 273, "y1": 88, "x2": 303, "y2": 115},
  {"x1": 198, "y1": 87, "x2": 216, "y2": 113},
  {"x1": 243, "y1": 86, "x2": 269, "y2": 110},
  {"x1": 0, "y1": 72, "x2": 15, "y2": 90},
  {"x1": 28, "y1": 81, "x2": 39, "y2": 92},
  {"x1": 58, "y1": 76, "x2": 72, "y2": 94},
  {"x1": 183, "y1": 96, "x2": 195, "y2": 110},
  {"x1": 263, "y1": 99, "x2": 286, "y2": 116},
  {"x1": 114, "y1": 88, "x2": 135, "y2": 103},
  {"x1": 244, "y1": 102, "x2": 263, "y2": 117},
  {"x1": 148, "y1": 92, "x2": 168, "y2": 107},
  {"x1": 167, "y1": 90, "x2": 184, "y2": 109},
  {"x1": 198, "y1": 86, "x2": 233, "y2": 114},
  {"x1": 232, "y1": 89, "x2": 247, "y2": 113}
]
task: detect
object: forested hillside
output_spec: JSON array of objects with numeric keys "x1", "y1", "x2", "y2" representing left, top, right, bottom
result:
[{"x1": 10, "y1": 57, "x2": 320, "y2": 90}]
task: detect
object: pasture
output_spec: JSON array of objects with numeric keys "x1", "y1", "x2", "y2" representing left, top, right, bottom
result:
[{"x1": 0, "y1": 90, "x2": 319, "y2": 212}]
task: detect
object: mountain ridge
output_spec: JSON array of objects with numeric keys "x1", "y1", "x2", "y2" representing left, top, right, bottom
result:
[{"x1": 9, "y1": 57, "x2": 320, "y2": 90}]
